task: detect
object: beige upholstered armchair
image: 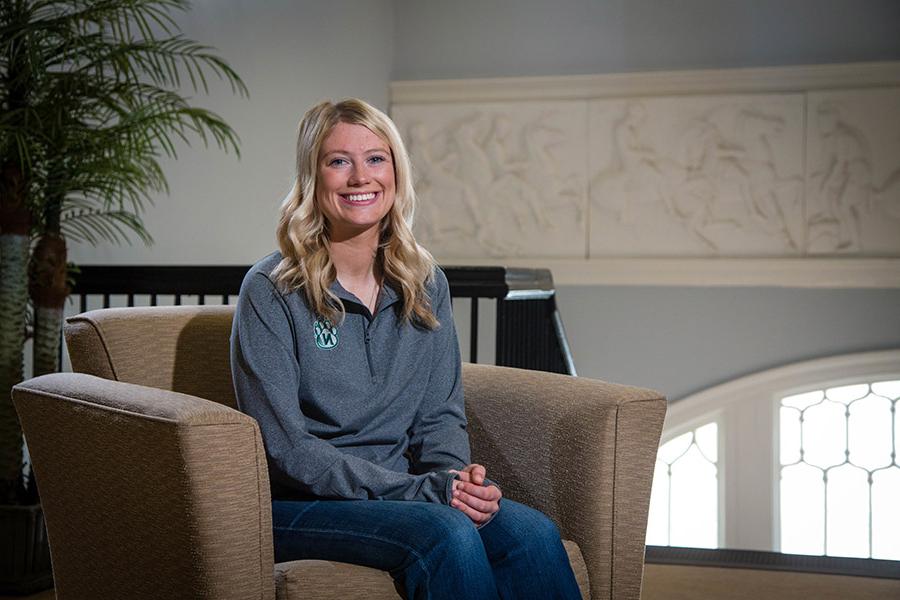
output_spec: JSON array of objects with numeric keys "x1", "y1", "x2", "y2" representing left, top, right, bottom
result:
[{"x1": 12, "y1": 305, "x2": 665, "y2": 600}]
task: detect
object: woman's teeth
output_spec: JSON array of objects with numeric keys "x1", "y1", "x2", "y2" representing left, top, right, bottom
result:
[{"x1": 345, "y1": 192, "x2": 376, "y2": 202}]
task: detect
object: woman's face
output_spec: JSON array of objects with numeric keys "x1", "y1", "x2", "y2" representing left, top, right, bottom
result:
[{"x1": 317, "y1": 122, "x2": 396, "y2": 240}]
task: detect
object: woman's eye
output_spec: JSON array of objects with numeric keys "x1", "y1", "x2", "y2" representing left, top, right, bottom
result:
[
  {"x1": 328, "y1": 158, "x2": 348, "y2": 167},
  {"x1": 368, "y1": 155, "x2": 387, "y2": 164}
]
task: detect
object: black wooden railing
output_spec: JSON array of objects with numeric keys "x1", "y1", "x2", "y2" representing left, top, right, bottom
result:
[{"x1": 68, "y1": 265, "x2": 576, "y2": 376}]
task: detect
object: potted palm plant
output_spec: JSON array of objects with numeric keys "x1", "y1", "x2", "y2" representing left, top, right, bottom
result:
[{"x1": 0, "y1": 0, "x2": 247, "y2": 592}]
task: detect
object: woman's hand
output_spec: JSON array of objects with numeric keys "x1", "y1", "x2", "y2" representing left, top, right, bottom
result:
[{"x1": 449, "y1": 463, "x2": 502, "y2": 525}]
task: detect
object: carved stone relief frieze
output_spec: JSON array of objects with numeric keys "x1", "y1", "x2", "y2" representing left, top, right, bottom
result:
[
  {"x1": 391, "y1": 102, "x2": 588, "y2": 258},
  {"x1": 588, "y1": 95, "x2": 805, "y2": 256},
  {"x1": 390, "y1": 65, "x2": 900, "y2": 267},
  {"x1": 805, "y1": 88, "x2": 900, "y2": 255}
]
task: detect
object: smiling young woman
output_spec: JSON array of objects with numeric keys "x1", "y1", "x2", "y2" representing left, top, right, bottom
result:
[{"x1": 230, "y1": 98, "x2": 581, "y2": 599}]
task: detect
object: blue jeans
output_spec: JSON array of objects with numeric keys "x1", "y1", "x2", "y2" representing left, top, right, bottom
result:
[{"x1": 272, "y1": 498, "x2": 582, "y2": 600}]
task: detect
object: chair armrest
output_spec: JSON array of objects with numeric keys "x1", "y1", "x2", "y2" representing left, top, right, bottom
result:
[
  {"x1": 462, "y1": 363, "x2": 666, "y2": 600},
  {"x1": 13, "y1": 373, "x2": 275, "y2": 600}
]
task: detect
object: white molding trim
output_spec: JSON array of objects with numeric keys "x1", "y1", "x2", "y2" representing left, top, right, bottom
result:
[
  {"x1": 665, "y1": 349, "x2": 900, "y2": 429},
  {"x1": 436, "y1": 257, "x2": 900, "y2": 288},
  {"x1": 391, "y1": 61, "x2": 900, "y2": 104}
]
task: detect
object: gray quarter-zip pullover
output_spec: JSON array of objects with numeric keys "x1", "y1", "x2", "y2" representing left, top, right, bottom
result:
[{"x1": 230, "y1": 252, "x2": 468, "y2": 505}]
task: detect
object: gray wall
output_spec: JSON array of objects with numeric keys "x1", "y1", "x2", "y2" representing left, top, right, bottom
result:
[
  {"x1": 556, "y1": 286, "x2": 900, "y2": 400},
  {"x1": 393, "y1": 0, "x2": 900, "y2": 400},
  {"x1": 393, "y1": 0, "x2": 900, "y2": 79}
]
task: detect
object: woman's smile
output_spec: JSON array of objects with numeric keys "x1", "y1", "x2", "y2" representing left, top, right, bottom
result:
[{"x1": 340, "y1": 191, "x2": 380, "y2": 205}]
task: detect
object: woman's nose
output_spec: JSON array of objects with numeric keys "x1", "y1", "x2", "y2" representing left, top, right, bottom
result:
[{"x1": 348, "y1": 165, "x2": 370, "y2": 186}]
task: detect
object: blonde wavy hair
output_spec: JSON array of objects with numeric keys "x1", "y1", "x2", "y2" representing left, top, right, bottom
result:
[{"x1": 271, "y1": 98, "x2": 439, "y2": 329}]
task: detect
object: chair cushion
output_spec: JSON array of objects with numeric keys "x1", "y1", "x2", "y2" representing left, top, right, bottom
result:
[{"x1": 273, "y1": 538, "x2": 590, "y2": 599}]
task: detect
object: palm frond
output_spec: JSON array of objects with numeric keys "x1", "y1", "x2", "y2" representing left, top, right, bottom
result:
[{"x1": 60, "y1": 205, "x2": 152, "y2": 246}]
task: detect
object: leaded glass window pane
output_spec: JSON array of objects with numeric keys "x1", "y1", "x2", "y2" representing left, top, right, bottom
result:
[
  {"x1": 872, "y1": 468, "x2": 900, "y2": 560},
  {"x1": 780, "y1": 462, "x2": 825, "y2": 555},
  {"x1": 647, "y1": 422, "x2": 718, "y2": 548},
  {"x1": 826, "y1": 464, "x2": 869, "y2": 558},
  {"x1": 780, "y1": 406, "x2": 801, "y2": 465},
  {"x1": 646, "y1": 454, "x2": 670, "y2": 546},
  {"x1": 848, "y1": 394, "x2": 892, "y2": 470},
  {"x1": 802, "y1": 399, "x2": 846, "y2": 469}
]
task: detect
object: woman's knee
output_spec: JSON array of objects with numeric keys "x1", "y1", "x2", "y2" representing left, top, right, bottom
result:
[
  {"x1": 425, "y1": 505, "x2": 484, "y2": 553},
  {"x1": 491, "y1": 501, "x2": 565, "y2": 556},
  {"x1": 528, "y1": 510, "x2": 562, "y2": 545},
  {"x1": 500, "y1": 501, "x2": 560, "y2": 536},
  {"x1": 402, "y1": 506, "x2": 496, "y2": 593}
]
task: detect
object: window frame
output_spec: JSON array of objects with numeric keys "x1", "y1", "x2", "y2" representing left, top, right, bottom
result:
[{"x1": 659, "y1": 349, "x2": 900, "y2": 553}]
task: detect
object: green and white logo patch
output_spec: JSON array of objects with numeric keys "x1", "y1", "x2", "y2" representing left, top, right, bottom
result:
[{"x1": 314, "y1": 317, "x2": 338, "y2": 349}]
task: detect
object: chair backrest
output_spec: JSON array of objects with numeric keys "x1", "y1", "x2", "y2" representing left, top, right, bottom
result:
[{"x1": 65, "y1": 305, "x2": 238, "y2": 408}]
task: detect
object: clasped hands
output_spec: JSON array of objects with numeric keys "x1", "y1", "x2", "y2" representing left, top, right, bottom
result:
[{"x1": 448, "y1": 463, "x2": 502, "y2": 525}]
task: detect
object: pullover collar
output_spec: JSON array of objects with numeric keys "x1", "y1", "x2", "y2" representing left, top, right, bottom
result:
[{"x1": 330, "y1": 279, "x2": 400, "y2": 319}]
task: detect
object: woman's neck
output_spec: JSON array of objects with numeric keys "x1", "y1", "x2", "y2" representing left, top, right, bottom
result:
[
  {"x1": 330, "y1": 229, "x2": 378, "y2": 277},
  {"x1": 329, "y1": 229, "x2": 381, "y2": 309}
]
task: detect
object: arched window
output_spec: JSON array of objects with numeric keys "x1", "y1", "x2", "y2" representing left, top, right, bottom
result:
[{"x1": 647, "y1": 350, "x2": 900, "y2": 559}]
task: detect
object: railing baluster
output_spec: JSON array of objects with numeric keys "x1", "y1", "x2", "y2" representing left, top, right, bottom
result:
[
  {"x1": 102, "y1": 294, "x2": 110, "y2": 309},
  {"x1": 150, "y1": 294, "x2": 157, "y2": 306},
  {"x1": 470, "y1": 298, "x2": 479, "y2": 363},
  {"x1": 127, "y1": 293, "x2": 135, "y2": 307},
  {"x1": 174, "y1": 293, "x2": 182, "y2": 306}
]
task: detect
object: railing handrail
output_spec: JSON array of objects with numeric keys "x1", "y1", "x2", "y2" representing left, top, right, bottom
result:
[
  {"x1": 70, "y1": 265, "x2": 248, "y2": 296},
  {"x1": 71, "y1": 265, "x2": 556, "y2": 299}
]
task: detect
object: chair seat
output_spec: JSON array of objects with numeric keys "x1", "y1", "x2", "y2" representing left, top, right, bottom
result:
[{"x1": 274, "y1": 539, "x2": 590, "y2": 599}]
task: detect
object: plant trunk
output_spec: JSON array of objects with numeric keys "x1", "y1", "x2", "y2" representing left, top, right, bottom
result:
[
  {"x1": 0, "y1": 163, "x2": 31, "y2": 503},
  {"x1": 29, "y1": 234, "x2": 68, "y2": 377}
]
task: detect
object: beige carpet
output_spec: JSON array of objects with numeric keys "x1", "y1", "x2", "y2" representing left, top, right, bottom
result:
[{"x1": 642, "y1": 564, "x2": 900, "y2": 600}]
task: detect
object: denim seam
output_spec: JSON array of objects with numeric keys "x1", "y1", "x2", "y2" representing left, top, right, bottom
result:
[
  {"x1": 283, "y1": 503, "x2": 321, "y2": 529},
  {"x1": 273, "y1": 525, "x2": 440, "y2": 585},
  {"x1": 273, "y1": 526, "x2": 424, "y2": 559}
]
